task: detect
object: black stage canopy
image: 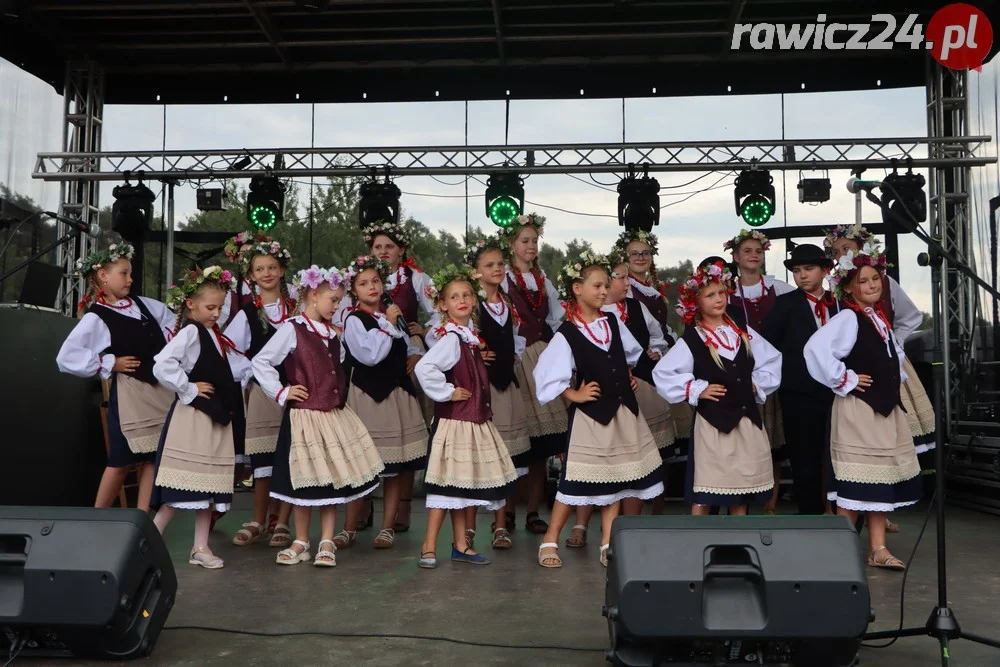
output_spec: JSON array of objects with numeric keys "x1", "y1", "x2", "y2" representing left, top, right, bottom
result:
[{"x1": 1, "y1": 1, "x2": 999, "y2": 105}]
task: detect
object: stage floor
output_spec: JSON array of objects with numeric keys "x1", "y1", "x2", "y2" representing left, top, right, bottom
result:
[{"x1": 64, "y1": 494, "x2": 1000, "y2": 667}]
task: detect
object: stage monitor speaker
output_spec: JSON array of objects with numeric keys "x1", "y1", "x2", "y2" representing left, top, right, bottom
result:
[
  {"x1": 604, "y1": 515, "x2": 871, "y2": 667},
  {"x1": 0, "y1": 507, "x2": 177, "y2": 660}
]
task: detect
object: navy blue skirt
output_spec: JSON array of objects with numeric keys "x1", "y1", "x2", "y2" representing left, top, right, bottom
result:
[
  {"x1": 684, "y1": 427, "x2": 771, "y2": 507},
  {"x1": 513, "y1": 432, "x2": 566, "y2": 467},
  {"x1": 660, "y1": 436, "x2": 690, "y2": 464},
  {"x1": 106, "y1": 375, "x2": 157, "y2": 468},
  {"x1": 150, "y1": 401, "x2": 234, "y2": 508},
  {"x1": 823, "y1": 432, "x2": 923, "y2": 512}
]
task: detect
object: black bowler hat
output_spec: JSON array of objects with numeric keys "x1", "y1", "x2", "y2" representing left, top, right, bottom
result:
[{"x1": 783, "y1": 243, "x2": 833, "y2": 271}]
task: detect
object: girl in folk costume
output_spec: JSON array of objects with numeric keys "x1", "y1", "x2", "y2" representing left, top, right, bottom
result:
[
  {"x1": 804, "y1": 244, "x2": 922, "y2": 570},
  {"x1": 337, "y1": 255, "x2": 427, "y2": 550},
  {"x1": 57, "y1": 243, "x2": 176, "y2": 512},
  {"x1": 414, "y1": 265, "x2": 519, "y2": 568},
  {"x1": 252, "y1": 266, "x2": 385, "y2": 567},
  {"x1": 224, "y1": 240, "x2": 296, "y2": 549},
  {"x1": 219, "y1": 230, "x2": 272, "y2": 327},
  {"x1": 724, "y1": 229, "x2": 795, "y2": 514},
  {"x1": 498, "y1": 213, "x2": 566, "y2": 536},
  {"x1": 652, "y1": 260, "x2": 782, "y2": 515},
  {"x1": 150, "y1": 267, "x2": 246, "y2": 569},
  {"x1": 533, "y1": 252, "x2": 664, "y2": 569}
]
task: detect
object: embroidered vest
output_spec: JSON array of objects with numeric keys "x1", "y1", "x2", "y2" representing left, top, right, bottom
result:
[
  {"x1": 682, "y1": 326, "x2": 761, "y2": 434},
  {"x1": 842, "y1": 309, "x2": 902, "y2": 417},
  {"x1": 185, "y1": 323, "x2": 240, "y2": 425},
  {"x1": 434, "y1": 333, "x2": 493, "y2": 424},
  {"x1": 381, "y1": 266, "x2": 420, "y2": 324},
  {"x1": 282, "y1": 321, "x2": 346, "y2": 411},
  {"x1": 478, "y1": 301, "x2": 517, "y2": 391},
  {"x1": 345, "y1": 309, "x2": 416, "y2": 402},
  {"x1": 89, "y1": 298, "x2": 167, "y2": 386},
  {"x1": 559, "y1": 316, "x2": 639, "y2": 426},
  {"x1": 506, "y1": 273, "x2": 553, "y2": 347}
]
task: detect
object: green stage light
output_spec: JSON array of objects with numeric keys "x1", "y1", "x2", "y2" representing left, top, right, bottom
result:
[
  {"x1": 249, "y1": 204, "x2": 278, "y2": 231},
  {"x1": 246, "y1": 175, "x2": 285, "y2": 231},
  {"x1": 485, "y1": 172, "x2": 524, "y2": 228},
  {"x1": 740, "y1": 195, "x2": 773, "y2": 226},
  {"x1": 488, "y1": 196, "x2": 520, "y2": 228},
  {"x1": 734, "y1": 169, "x2": 775, "y2": 228}
]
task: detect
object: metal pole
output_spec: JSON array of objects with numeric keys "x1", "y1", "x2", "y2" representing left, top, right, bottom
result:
[{"x1": 166, "y1": 182, "x2": 175, "y2": 285}]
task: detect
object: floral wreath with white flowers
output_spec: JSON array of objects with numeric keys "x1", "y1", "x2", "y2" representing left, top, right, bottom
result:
[
  {"x1": 612, "y1": 229, "x2": 659, "y2": 258},
  {"x1": 238, "y1": 239, "x2": 293, "y2": 275},
  {"x1": 823, "y1": 223, "x2": 876, "y2": 256},
  {"x1": 675, "y1": 260, "x2": 735, "y2": 325},
  {"x1": 343, "y1": 255, "x2": 392, "y2": 292},
  {"x1": 827, "y1": 241, "x2": 890, "y2": 302},
  {"x1": 166, "y1": 265, "x2": 235, "y2": 311},
  {"x1": 363, "y1": 221, "x2": 412, "y2": 251},
  {"x1": 462, "y1": 236, "x2": 505, "y2": 267},
  {"x1": 723, "y1": 229, "x2": 771, "y2": 253},
  {"x1": 557, "y1": 250, "x2": 614, "y2": 303},
  {"x1": 224, "y1": 230, "x2": 272, "y2": 263},
  {"x1": 497, "y1": 213, "x2": 545, "y2": 256},
  {"x1": 75, "y1": 242, "x2": 135, "y2": 278},
  {"x1": 425, "y1": 264, "x2": 485, "y2": 311},
  {"x1": 289, "y1": 265, "x2": 344, "y2": 301}
]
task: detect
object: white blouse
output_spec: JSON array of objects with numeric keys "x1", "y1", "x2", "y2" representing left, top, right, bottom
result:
[
  {"x1": 152, "y1": 324, "x2": 249, "y2": 405},
  {"x1": 601, "y1": 301, "x2": 670, "y2": 356},
  {"x1": 424, "y1": 305, "x2": 527, "y2": 358},
  {"x1": 251, "y1": 315, "x2": 345, "y2": 407},
  {"x1": 732, "y1": 274, "x2": 796, "y2": 301},
  {"x1": 414, "y1": 322, "x2": 481, "y2": 403},
  {"x1": 224, "y1": 299, "x2": 287, "y2": 352},
  {"x1": 651, "y1": 324, "x2": 782, "y2": 407},
  {"x1": 343, "y1": 309, "x2": 422, "y2": 366},
  {"x1": 504, "y1": 268, "x2": 564, "y2": 335},
  {"x1": 804, "y1": 309, "x2": 908, "y2": 397},
  {"x1": 56, "y1": 297, "x2": 176, "y2": 380},
  {"x1": 532, "y1": 316, "x2": 643, "y2": 406},
  {"x1": 886, "y1": 276, "x2": 923, "y2": 343},
  {"x1": 217, "y1": 278, "x2": 255, "y2": 327}
]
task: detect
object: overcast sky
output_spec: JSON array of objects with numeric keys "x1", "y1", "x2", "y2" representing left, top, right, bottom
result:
[{"x1": 3, "y1": 57, "x2": 999, "y2": 314}]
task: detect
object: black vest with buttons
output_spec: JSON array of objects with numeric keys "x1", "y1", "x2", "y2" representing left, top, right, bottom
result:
[
  {"x1": 344, "y1": 309, "x2": 416, "y2": 402},
  {"x1": 559, "y1": 316, "x2": 638, "y2": 426},
  {"x1": 682, "y1": 325, "x2": 761, "y2": 434},
  {"x1": 842, "y1": 309, "x2": 902, "y2": 417},
  {"x1": 478, "y1": 301, "x2": 518, "y2": 392},
  {"x1": 622, "y1": 298, "x2": 657, "y2": 384},
  {"x1": 186, "y1": 323, "x2": 240, "y2": 426},
  {"x1": 89, "y1": 298, "x2": 167, "y2": 386}
]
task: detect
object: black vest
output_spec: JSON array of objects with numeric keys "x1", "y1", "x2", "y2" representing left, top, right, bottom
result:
[
  {"x1": 842, "y1": 309, "x2": 902, "y2": 417},
  {"x1": 239, "y1": 302, "x2": 288, "y2": 384},
  {"x1": 621, "y1": 298, "x2": 657, "y2": 384},
  {"x1": 478, "y1": 301, "x2": 518, "y2": 391},
  {"x1": 185, "y1": 323, "x2": 240, "y2": 426},
  {"x1": 345, "y1": 310, "x2": 416, "y2": 402},
  {"x1": 559, "y1": 316, "x2": 638, "y2": 426},
  {"x1": 682, "y1": 325, "x2": 761, "y2": 434},
  {"x1": 89, "y1": 298, "x2": 167, "y2": 386}
]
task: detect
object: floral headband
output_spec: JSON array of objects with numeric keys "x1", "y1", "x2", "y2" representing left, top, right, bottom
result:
[
  {"x1": 239, "y1": 239, "x2": 293, "y2": 275},
  {"x1": 166, "y1": 265, "x2": 235, "y2": 311},
  {"x1": 75, "y1": 242, "x2": 135, "y2": 278},
  {"x1": 290, "y1": 265, "x2": 344, "y2": 300},
  {"x1": 425, "y1": 264, "x2": 484, "y2": 307},
  {"x1": 463, "y1": 236, "x2": 505, "y2": 267},
  {"x1": 224, "y1": 230, "x2": 272, "y2": 263},
  {"x1": 343, "y1": 255, "x2": 391, "y2": 291},
  {"x1": 612, "y1": 229, "x2": 659, "y2": 258},
  {"x1": 828, "y1": 242, "x2": 890, "y2": 301},
  {"x1": 823, "y1": 223, "x2": 876, "y2": 257},
  {"x1": 723, "y1": 229, "x2": 771, "y2": 253},
  {"x1": 363, "y1": 221, "x2": 412, "y2": 251},
  {"x1": 675, "y1": 260, "x2": 735, "y2": 325},
  {"x1": 497, "y1": 213, "x2": 544, "y2": 255},
  {"x1": 557, "y1": 250, "x2": 613, "y2": 302}
]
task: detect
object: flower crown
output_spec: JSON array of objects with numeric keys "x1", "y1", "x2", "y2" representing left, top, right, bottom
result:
[
  {"x1": 239, "y1": 239, "x2": 293, "y2": 275},
  {"x1": 723, "y1": 229, "x2": 771, "y2": 253},
  {"x1": 290, "y1": 265, "x2": 344, "y2": 299},
  {"x1": 463, "y1": 236, "x2": 505, "y2": 267},
  {"x1": 224, "y1": 231, "x2": 272, "y2": 263},
  {"x1": 828, "y1": 242, "x2": 890, "y2": 301},
  {"x1": 166, "y1": 265, "x2": 235, "y2": 311},
  {"x1": 75, "y1": 242, "x2": 135, "y2": 278},
  {"x1": 363, "y1": 221, "x2": 412, "y2": 250},
  {"x1": 343, "y1": 255, "x2": 391, "y2": 291},
  {"x1": 823, "y1": 223, "x2": 875, "y2": 256},
  {"x1": 675, "y1": 260, "x2": 735, "y2": 325},
  {"x1": 612, "y1": 229, "x2": 659, "y2": 258},
  {"x1": 425, "y1": 264, "x2": 484, "y2": 306},
  {"x1": 497, "y1": 213, "x2": 545, "y2": 255},
  {"x1": 557, "y1": 250, "x2": 613, "y2": 302}
]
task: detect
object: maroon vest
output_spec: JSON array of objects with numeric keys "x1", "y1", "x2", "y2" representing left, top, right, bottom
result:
[
  {"x1": 506, "y1": 273, "x2": 553, "y2": 347},
  {"x1": 434, "y1": 333, "x2": 493, "y2": 424},
  {"x1": 282, "y1": 321, "x2": 346, "y2": 411},
  {"x1": 730, "y1": 279, "x2": 778, "y2": 331},
  {"x1": 381, "y1": 266, "x2": 420, "y2": 324},
  {"x1": 630, "y1": 283, "x2": 671, "y2": 333}
]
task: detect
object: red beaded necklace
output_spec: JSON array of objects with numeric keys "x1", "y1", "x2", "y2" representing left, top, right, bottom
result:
[
  {"x1": 484, "y1": 296, "x2": 506, "y2": 318},
  {"x1": 388, "y1": 266, "x2": 406, "y2": 299},
  {"x1": 256, "y1": 294, "x2": 290, "y2": 325},
  {"x1": 98, "y1": 291, "x2": 133, "y2": 310},
  {"x1": 302, "y1": 314, "x2": 333, "y2": 339},
  {"x1": 577, "y1": 313, "x2": 610, "y2": 345},
  {"x1": 512, "y1": 266, "x2": 545, "y2": 310}
]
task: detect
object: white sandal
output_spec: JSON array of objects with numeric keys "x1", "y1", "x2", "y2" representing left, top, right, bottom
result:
[
  {"x1": 276, "y1": 539, "x2": 311, "y2": 565},
  {"x1": 374, "y1": 528, "x2": 395, "y2": 549},
  {"x1": 600, "y1": 544, "x2": 610, "y2": 567},
  {"x1": 314, "y1": 540, "x2": 336, "y2": 567},
  {"x1": 232, "y1": 521, "x2": 264, "y2": 546},
  {"x1": 268, "y1": 523, "x2": 292, "y2": 548},
  {"x1": 189, "y1": 546, "x2": 224, "y2": 569},
  {"x1": 538, "y1": 542, "x2": 562, "y2": 568}
]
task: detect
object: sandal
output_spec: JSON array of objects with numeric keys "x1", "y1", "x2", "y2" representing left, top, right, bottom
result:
[
  {"x1": 538, "y1": 542, "x2": 562, "y2": 568},
  {"x1": 565, "y1": 524, "x2": 587, "y2": 548},
  {"x1": 465, "y1": 529, "x2": 476, "y2": 550},
  {"x1": 600, "y1": 544, "x2": 610, "y2": 567},
  {"x1": 394, "y1": 498, "x2": 412, "y2": 533},
  {"x1": 232, "y1": 521, "x2": 264, "y2": 546},
  {"x1": 492, "y1": 528, "x2": 512, "y2": 550},
  {"x1": 868, "y1": 545, "x2": 906, "y2": 571},
  {"x1": 333, "y1": 529, "x2": 357, "y2": 549},
  {"x1": 418, "y1": 550, "x2": 437, "y2": 569},
  {"x1": 314, "y1": 540, "x2": 336, "y2": 567},
  {"x1": 189, "y1": 546, "x2": 224, "y2": 569},
  {"x1": 276, "y1": 539, "x2": 311, "y2": 565},
  {"x1": 525, "y1": 511, "x2": 548, "y2": 535},
  {"x1": 356, "y1": 499, "x2": 374, "y2": 531},
  {"x1": 886, "y1": 519, "x2": 900, "y2": 533},
  {"x1": 268, "y1": 523, "x2": 292, "y2": 548},
  {"x1": 490, "y1": 510, "x2": 515, "y2": 534},
  {"x1": 374, "y1": 528, "x2": 395, "y2": 549}
]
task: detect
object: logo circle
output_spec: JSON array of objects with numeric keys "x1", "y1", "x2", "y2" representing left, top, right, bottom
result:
[{"x1": 927, "y1": 3, "x2": 993, "y2": 70}]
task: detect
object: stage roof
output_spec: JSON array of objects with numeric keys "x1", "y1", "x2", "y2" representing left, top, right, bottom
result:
[{"x1": 2, "y1": 1, "x2": 998, "y2": 105}]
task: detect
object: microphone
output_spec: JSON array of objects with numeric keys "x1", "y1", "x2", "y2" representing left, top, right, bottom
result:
[
  {"x1": 43, "y1": 210, "x2": 100, "y2": 238},
  {"x1": 845, "y1": 177, "x2": 884, "y2": 194},
  {"x1": 379, "y1": 293, "x2": 409, "y2": 333}
]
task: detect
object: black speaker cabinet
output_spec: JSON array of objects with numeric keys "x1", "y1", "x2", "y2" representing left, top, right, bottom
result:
[
  {"x1": 604, "y1": 515, "x2": 871, "y2": 667},
  {"x1": 0, "y1": 507, "x2": 177, "y2": 660}
]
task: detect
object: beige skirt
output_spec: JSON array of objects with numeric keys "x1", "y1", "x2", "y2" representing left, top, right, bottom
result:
[
  {"x1": 346, "y1": 385, "x2": 427, "y2": 466},
  {"x1": 565, "y1": 405, "x2": 663, "y2": 485},
  {"x1": 635, "y1": 379, "x2": 677, "y2": 450},
  {"x1": 671, "y1": 400, "x2": 695, "y2": 440},
  {"x1": 900, "y1": 358, "x2": 935, "y2": 438},
  {"x1": 118, "y1": 374, "x2": 175, "y2": 454},
  {"x1": 425, "y1": 419, "x2": 519, "y2": 491},
  {"x1": 691, "y1": 414, "x2": 773, "y2": 496},
  {"x1": 830, "y1": 395, "x2": 921, "y2": 485},
  {"x1": 491, "y1": 383, "x2": 531, "y2": 459},
  {"x1": 287, "y1": 406, "x2": 385, "y2": 490},
  {"x1": 761, "y1": 393, "x2": 785, "y2": 450},
  {"x1": 516, "y1": 340, "x2": 568, "y2": 437},
  {"x1": 155, "y1": 403, "x2": 235, "y2": 494},
  {"x1": 244, "y1": 382, "x2": 284, "y2": 455}
]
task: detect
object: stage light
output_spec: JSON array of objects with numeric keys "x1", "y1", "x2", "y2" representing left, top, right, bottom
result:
[
  {"x1": 484, "y1": 172, "x2": 524, "y2": 228},
  {"x1": 880, "y1": 167, "x2": 926, "y2": 224},
  {"x1": 111, "y1": 182, "x2": 156, "y2": 243},
  {"x1": 246, "y1": 175, "x2": 286, "y2": 231},
  {"x1": 797, "y1": 176, "x2": 831, "y2": 204},
  {"x1": 734, "y1": 168, "x2": 775, "y2": 227},
  {"x1": 358, "y1": 176, "x2": 402, "y2": 229},
  {"x1": 617, "y1": 168, "x2": 661, "y2": 232}
]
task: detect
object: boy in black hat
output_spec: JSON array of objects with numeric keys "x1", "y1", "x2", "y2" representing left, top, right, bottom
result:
[{"x1": 761, "y1": 244, "x2": 838, "y2": 515}]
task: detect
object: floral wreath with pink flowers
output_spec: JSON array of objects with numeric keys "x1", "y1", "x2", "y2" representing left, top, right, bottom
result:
[
  {"x1": 675, "y1": 260, "x2": 735, "y2": 325},
  {"x1": 290, "y1": 265, "x2": 344, "y2": 301},
  {"x1": 166, "y1": 265, "x2": 235, "y2": 310},
  {"x1": 723, "y1": 229, "x2": 771, "y2": 253},
  {"x1": 557, "y1": 250, "x2": 613, "y2": 303},
  {"x1": 224, "y1": 230, "x2": 272, "y2": 263},
  {"x1": 238, "y1": 239, "x2": 293, "y2": 274},
  {"x1": 497, "y1": 213, "x2": 545, "y2": 256},
  {"x1": 827, "y1": 241, "x2": 890, "y2": 301},
  {"x1": 823, "y1": 223, "x2": 876, "y2": 256},
  {"x1": 363, "y1": 221, "x2": 413, "y2": 251},
  {"x1": 462, "y1": 235, "x2": 505, "y2": 267},
  {"x1": 343, "y1": 255, "x2": 392, "y2": 291}
]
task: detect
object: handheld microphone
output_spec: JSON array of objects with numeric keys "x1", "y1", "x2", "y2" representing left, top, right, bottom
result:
[
  {"x1": 43, "y1": 211, "x2": 100, "y2": 238},
  {"x1": 380, "y1": 293, "x2": 409, "y2": 333},
  {"x1": 845, "y1": 177, "x2": 884, "y2": 194}
]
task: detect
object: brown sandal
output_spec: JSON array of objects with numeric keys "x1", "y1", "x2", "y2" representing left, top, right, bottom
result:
[
  {"x1": 565, "y1": 524, "x2": 587, "y2": 548},
  {"x1": 525, "y1": 512, "x2": 548, "y2": 534},
  {"x1": 868, "y1": 546, "x2": 905, "y2": 571}
]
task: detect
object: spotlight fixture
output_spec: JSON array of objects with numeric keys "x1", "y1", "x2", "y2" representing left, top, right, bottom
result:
[
  {"x1": 617, "y1": 166, "x2": 661, "y2": 232},
  {"x1": 880, "y1": 166, "x2": 927, "y2": 225},
  {"x1": 246, "y1": 175, "x2": 286, "y2": 231},
  {"x1": 797, "y1": 171, "x2": 831, "y2": 204},
  {"x1": 734, "y1": 167, "x2": 775, "y2": 227},
  {"x1": 111, "y1": 181, "x2": 156, "y2": 243},
  {"x1": 358, "y1": 171, "x2": 402, "y2": 229},
  {"x1": 484, "y1": 171, "x2": 524, "y2": 228}
]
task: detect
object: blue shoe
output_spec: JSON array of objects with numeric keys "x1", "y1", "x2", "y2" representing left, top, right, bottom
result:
[
  {"x1": 418, "y1": 551, "x2": 437, "y2": 569},
  {"x1": 451, "y1": 544, "x2": 491, "y2": 565}
]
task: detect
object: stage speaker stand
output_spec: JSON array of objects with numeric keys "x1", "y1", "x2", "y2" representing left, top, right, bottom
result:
[
  {"x1": 604, "y1": 515, "x2": 872, "y2": 667},
  {"x1": 0, "y1": 507, "x2": 177, "y2": 660}
]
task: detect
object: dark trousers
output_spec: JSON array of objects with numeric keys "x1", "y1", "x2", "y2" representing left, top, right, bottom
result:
[{"x1": 779, "y1": 390, "x2": 833, "y2": 515}]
